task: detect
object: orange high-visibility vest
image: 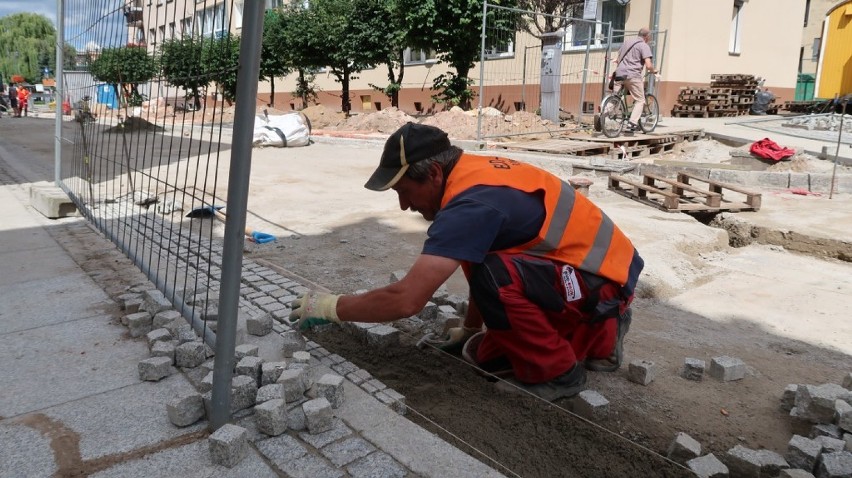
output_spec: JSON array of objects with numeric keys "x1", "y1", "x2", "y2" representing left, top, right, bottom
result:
[{"x1": 441, "y1": 154, "x2": 637, "y2": 285}]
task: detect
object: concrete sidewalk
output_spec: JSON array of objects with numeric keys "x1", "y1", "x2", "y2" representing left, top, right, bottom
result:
[
  {"x1": 658, "y1": 114, "x2": 852, "y2": 165},
  {"x1": 0, "y1": 146, "x2": 503, "y2": 477}
]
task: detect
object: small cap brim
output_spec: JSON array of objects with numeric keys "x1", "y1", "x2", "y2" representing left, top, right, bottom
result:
[{"x1": 364, "y1": 164, "x2": 409, "y2": 191}]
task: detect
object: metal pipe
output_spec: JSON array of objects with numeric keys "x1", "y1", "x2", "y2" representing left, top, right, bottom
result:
[
  {"x1": 476, "y1": 1, "x2": 488, "y2": 142},
  {"x1": 601, "y1": 26, "x2": 613, "y2": 103},
  {"x1": 578, "y1": 22, "x2": 592, "y2": 125},
  {"x1": 521, "y1": 46, "x2": 527, "y2": 111},
  {"x1": 829, "y1": 99, "x2": 847, "y2": 199},
  {"x1": 55, "y1": 0, "x2": 64, "y2": 185},
  {"x1": 209, "y1": 0, "x2": 265, "y2": 431}
]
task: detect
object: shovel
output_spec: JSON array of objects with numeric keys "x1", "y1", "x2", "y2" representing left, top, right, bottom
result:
[{"x1": 186, "y1": 205, "x2": 276, "y2": 244}]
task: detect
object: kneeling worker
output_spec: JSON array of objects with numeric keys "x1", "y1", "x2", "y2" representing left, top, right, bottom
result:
[{"x1": 290, "y1": 122, "x2": 643, "y2": 401}]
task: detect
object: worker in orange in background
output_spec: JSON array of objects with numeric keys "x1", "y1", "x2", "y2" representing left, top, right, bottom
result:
[
  {"x1": 289, "y1": 122, "x2": 643, "y2": 402},
  {"x1": 17, "y1": 84, "x2": 30, "y2": 117}
]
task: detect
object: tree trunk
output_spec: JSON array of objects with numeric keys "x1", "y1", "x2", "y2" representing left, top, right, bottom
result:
[
  {"x1": 456, "y1": 63, "x2": 472, "y2": 110},
  {"x1": 386, "y1": 51, "x2": 405, "y2": 108},
  {"x1": 341, "y1": 65, "x2": 351, "y2": 116},
  {"x1": 269, "y1": 77, "x2": 275, "y2": 107},
  {"x1": 298, "y1": 69, "x2": 308, "y2": 107}
]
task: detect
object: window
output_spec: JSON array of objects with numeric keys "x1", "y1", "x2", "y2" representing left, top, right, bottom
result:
[
  {"x1": 196, "y1": 3, "x2": 227, "y2": 38},
  {"x1": 149, "y1": 28, "x2": 156, "y2": 45},
  {"x1": 158, "y1": 25, "x2": 166, "y2": 44},
  {"x1": 180, "y1": 17, "x2": 193, "y2": 37},
  {"x1": 564, "y1": 0, "x2": 626, "y2": 50},
  {"x1": 811, "y1": 37, "x2": 821, "y2": 61},
  {"x1": 729, "y1": 0, "x2": 744, "y2": 55},
  {"x1": 169, "y1": 22, "x2": 176, "y2": 39},
  {"x1": 485, "y1": 33, "x2": 515, "y2": 58},
  {"x1": 403, "y1": 48, "x2": 436, "y2": 65},
  {"x1": 804, "y1": 0, "x2": 810, "y2": 27},
  {"x1": 265, "y1": 0, "x2": 284, "y2": 9}
]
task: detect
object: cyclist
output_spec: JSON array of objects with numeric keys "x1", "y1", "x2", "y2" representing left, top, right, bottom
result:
[{"x1": 612, "y1": 27, "x2": 658, "y2": 133}]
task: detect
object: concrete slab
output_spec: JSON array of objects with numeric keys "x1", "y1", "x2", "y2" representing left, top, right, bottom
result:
[
  {"x1": 29, "y1": 183, "x2": 77, "y2": 219},
  {"x1": 0, "y1": 227, "x2": 58, "y2": 255},
  {"x1": 0, "y1": 273, "x2": 112, "y2": 334},
  {"x1": 0, "y1": 315, "x2": 147, "y2": 417},
  {"x1": 0, "y1": 421, "x2": 57, "y2": 478},
  {"x1": 0, "y1": 246, "x2": 83, "y2": 287},
  {"x1": 40, "y1": 373, "x2": 204, "y2": 460},
  {"x1": 90, "y1": 438, "x2": 278, "y2": 477}
]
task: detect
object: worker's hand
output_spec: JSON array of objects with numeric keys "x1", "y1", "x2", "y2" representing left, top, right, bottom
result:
[
  {"x1": 288, "y1": 291, "x2": 341, "y2": 330},
  {"x1": 420, "y1": 326, "x2": 480, "y2": 351},
  {"x1": 653, "y1": 73, "x2": 662, "y2": 81}
]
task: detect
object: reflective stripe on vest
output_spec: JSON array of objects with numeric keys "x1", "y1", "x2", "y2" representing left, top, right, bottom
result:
[{"x1": 441, "y1": 154, "x2": 636, "y2": 285}]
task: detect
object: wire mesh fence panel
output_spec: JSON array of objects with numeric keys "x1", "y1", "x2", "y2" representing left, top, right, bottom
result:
[
  {"x1": 478, "y1": 4, "x2": 668, "y2": 141},
  {"x1": 477, "y1": 3, "x2": 615, "y2": 140},
  {"x1": 58, "y1": 0, "x2": 264, "y2": 351}
]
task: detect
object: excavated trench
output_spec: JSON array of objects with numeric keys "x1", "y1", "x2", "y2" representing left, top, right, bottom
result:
[
  {"x1": 305, "y1": 327, "x2": 692, "y2": 478},
  {"x1": 708, "y1": 212, "x2": 852, "y2": 262}
]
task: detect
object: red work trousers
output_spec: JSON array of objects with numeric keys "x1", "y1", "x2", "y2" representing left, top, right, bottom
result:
[{"x1": 467, "y1": 253, "x2": 632, "y2": 384}]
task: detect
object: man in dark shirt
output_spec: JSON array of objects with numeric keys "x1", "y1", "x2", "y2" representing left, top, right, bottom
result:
[{"x1": 290, "y1": 123, "x2": 643, "y2": 401}]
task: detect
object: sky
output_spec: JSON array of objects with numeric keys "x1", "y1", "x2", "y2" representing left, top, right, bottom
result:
[
  {"x1": 0, "y1": 1, "x2": 57, "y2": 27},
  {"x1": 0, "y1": 0, "x2": 127, "y2": 50}
]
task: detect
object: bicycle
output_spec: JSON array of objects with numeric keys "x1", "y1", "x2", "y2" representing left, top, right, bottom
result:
[{"x1": 598, "y1": 74, "x2": 660, "y2": 138}]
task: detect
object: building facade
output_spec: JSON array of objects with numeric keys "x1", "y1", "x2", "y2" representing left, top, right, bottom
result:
[{"x1": 133, "y1": 0, "x2": 806, "y2": 117}]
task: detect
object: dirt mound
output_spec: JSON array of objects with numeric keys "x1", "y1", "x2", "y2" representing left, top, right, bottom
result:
[
  {"x1": 301, "y1": 104, "x2": 348, "y2": 129},
  {"x1": 339, "y1": 107, "x2": 417, "y2": 133}
]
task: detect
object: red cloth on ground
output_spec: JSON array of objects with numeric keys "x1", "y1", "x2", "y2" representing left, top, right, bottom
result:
[{"x1": 749, "y1": 138, "x2": 795, "y2": 161}]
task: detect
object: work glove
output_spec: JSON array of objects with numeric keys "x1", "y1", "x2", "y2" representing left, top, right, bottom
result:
[
  {"x1": 288, "y1": 291, "x2": 341, "y2": 330},
  {"x1": 418, "y1": 326, "x2": 480, "y2": 351}
]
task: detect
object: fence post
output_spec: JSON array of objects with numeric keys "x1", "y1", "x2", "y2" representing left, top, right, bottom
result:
[
  {"x1": 476, "y1": 1, "x2": 488, "y2": 142},
  {"x1": 209, "y1": 0, "x2": 265, "y2": 431},
  {"x1": 55, "y1": 0, "x2": 64, "y2": 185},
  {"x1": 578, "y1": 23, "x2": 593, "y2": 125}
]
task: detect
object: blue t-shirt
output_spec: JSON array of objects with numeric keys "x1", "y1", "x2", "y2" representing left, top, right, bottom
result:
[{"x1": 422, "y1": 185, "x2": 545, "y2": 263}]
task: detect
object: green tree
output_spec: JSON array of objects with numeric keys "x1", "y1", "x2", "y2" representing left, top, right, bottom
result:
[
  {"x1": 353, "y1": 0, "x2": 410, "y2": 109},
  {"x1": 275, "y1": 5, "x2": 322, "y2": 108},
  {"x1": 517, "y1": 0, "x2": 582, "y2": 35},
  {"x1": 202, "y1": 33, "x2": 241, "y2": 104},
  {"x1": 89, "y1": 46, "x2": 156, "y2": 108},
  {"x1": 0, "y1": 12, "x2": 76, "y2": 83},
  {"x1": 281, "y1": 0, "x2": 386, "y2": 114},
  {"x1": 401, "y1": 0, "x2": 518, "y2": 108},
  {"x1": 159, "y1": 36, "x2": 206, "y2": 110},
  {"x1": 260, "y1": 10, "x2": 292, "y2": 108}
]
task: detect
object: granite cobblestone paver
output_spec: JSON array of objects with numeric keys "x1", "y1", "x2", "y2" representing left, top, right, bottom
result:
[{"x1": 0, "y1": 196, "x2": 502, "y2": 478}]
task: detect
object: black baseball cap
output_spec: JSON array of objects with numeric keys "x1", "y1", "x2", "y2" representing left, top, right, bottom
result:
[{"x1": 364, "y1": 122, "x2": 451, "y2": 191}]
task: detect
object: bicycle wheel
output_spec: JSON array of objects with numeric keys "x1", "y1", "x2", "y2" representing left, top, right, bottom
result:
[
  {"x1": 639, "y1": 94, "x2": 660, "y2": 133},
  {"x1": 600, "y1": 95, "x2": 626, "y2": 138}
]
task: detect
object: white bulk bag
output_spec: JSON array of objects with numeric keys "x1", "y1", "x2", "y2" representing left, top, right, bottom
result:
[{"x1": 253, "y1": 112, "x2": 311, "y2": 147}]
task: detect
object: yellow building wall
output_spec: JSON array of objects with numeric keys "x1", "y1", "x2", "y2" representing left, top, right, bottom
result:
[{"x1": 817, "y1": 0, "x2": 852, "y2": 97}]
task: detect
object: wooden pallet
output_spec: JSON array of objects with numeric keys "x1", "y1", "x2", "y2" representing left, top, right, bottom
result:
[
  {"x1": 495, "y1": 139, "x2": 610, "y2": 156},
  {"x1": 608, "y1": 171, "x2": 761, "y2": 212}
]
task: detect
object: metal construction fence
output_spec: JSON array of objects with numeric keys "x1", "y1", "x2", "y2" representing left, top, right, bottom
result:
[
  {"x1": 56, "y1": 0, "x2": 266, "y2": 429},
  {"x1": 477, "y1": 3, "x2": 666, "y2": 140}
]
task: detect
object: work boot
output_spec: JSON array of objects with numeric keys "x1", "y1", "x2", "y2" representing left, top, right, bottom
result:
[
  {"x1": 495, "y1": 363, "x2": 587, "y2": 401},
  {"x1": 585, "y1": 307, "x2": 632, "y2": 372},
  {"x1": 462, "y1": 331, "x2": 513, "y2": 378},
  {"x1": 624, "y1": 122, "x2": 639, "y2": 134}
]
